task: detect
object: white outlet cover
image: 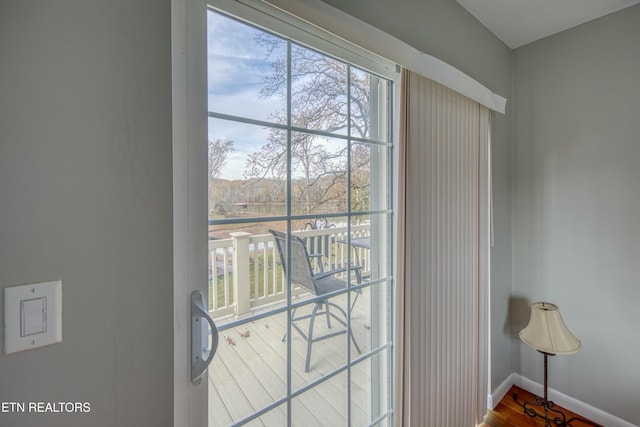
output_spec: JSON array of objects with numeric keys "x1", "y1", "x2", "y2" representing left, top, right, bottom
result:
[{"x1": 4, "y1": 280, "x2": 62, "y2": 354}]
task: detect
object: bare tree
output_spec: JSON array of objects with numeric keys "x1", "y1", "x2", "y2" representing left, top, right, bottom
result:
[
  {"x1": 350, "y1": 143, "x2": 371, "y2": 212},
  {"x1": 208, "y1": 138, "x2": 234, "y2": 180},
  {"x1": 208, "y1": 138, "x2": 234, "y2": 216},
  {"x1": 244, "y1": 35, "x2": 372, "y2": 213}
]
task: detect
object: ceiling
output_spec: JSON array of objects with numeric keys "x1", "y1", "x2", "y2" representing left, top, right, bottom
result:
[{"x1": 456, "y1": 0, "x2": 640, "y2": 49}]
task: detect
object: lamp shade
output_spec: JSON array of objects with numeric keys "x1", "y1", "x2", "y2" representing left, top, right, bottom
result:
[{"x1": 519, "y1": 302, "x2": 582, "y2": 355}]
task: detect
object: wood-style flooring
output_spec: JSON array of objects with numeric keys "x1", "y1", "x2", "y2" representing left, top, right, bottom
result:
[{"x1": 482, "y1": 386, "x2": 603, "y2": 427}]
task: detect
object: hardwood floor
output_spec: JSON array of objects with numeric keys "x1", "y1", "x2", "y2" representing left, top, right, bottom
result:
[{"x1": 481, "y1": 386, "x2": 603, "y2": 427}]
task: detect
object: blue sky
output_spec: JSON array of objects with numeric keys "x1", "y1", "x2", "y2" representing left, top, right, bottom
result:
[
  {"x1": 207, "y1": 10, "x2": 351, "y2": 181},
  {"x1": 207, "y1": 10, "x2": 285, "y2": 179}
]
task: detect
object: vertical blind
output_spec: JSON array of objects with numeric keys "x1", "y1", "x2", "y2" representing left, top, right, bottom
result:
[{"x1": 396, "y1": 69, "x2": 490, "y2": 427}]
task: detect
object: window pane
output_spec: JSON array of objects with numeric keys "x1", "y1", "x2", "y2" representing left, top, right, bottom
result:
[
  {"x1": 292, "y1": 372, "x2": 348, "y2": 425},
  {"x1": 208, "y1": 219, "x2": 289, "y2": 314},
  {"x1": 351, "y1": 349, "x2": 393, "y2": 426},
  {"x1": 208, "y1": 310, "x2": 287, "y2": 425},
  {"x1": 291, "y1": 44, "x2": 348, "y2": 135},
  {"x1": 207, "y1": 11, "x2": 287, "y2": 123},
  {"x1": 290, "y1": 132, "x2": 348, "y2": 216},
  {"x1": 243, "y1": 404, "x2": 287, "y2": 427},
  {"x1": 208, "y1": 118, "x2": 287, "y2": 221},
  {"x1": 351, "y1": 281, "x2": 392, "y2": 354},
  {"x1": 354, "y1": 213, "x2": 391, "y2": 283},
  {"x1": 351, "y1": 68, "x2": 390, "y2": 143},
  {"x1": 351, "y1": 142, "x2": 390, "y2": 212},
  {"x1": 290, "y1": 215, "x2": 351, "y2": 275},
  {"x1": 350, "y1": 142, "x2": 371, "y2": 213},
  {"x1": 290, "y1": 296, "x2": 349, "y2": 391}
]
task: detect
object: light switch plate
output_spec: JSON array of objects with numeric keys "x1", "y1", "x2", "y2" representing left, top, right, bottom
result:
[{"x1": 4, "y1": 280, "x2": 62, "y2": 354}]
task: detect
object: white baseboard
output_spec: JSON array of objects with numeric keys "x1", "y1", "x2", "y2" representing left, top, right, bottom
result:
[
  {"x1": 488, "y1": 373, "x2": 515, "y2": 409},
  {"x1": 513, "y1": 374, "x2": 637, "y2": 427}
]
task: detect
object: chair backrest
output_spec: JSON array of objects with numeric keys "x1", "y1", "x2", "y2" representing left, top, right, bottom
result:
[
  {"x1": 269, "y1": 229, "x2": 318, "y2": 295},
  {"x1": 303, "y1": 218, "x2": 335, "y2": 259}
]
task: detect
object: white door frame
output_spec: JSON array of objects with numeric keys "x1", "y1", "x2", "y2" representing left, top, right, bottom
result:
[
  {"x1": 172, "y1": 1, "x2": 401, "y2": 425},
  {"x1": 173, "y1": 0, "x2": 209, "y2": 425}
]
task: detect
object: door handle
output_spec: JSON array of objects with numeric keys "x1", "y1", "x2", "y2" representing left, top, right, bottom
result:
[{"x1": 191, "y1": 290, "x2": 219, "y2": 385}]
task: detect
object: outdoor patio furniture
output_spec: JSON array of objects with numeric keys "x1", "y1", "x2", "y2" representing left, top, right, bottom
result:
[
  {"x1": 269, "y1": 229, "x2": 362, "y2": 372},
  {"x1": 302, "y1": 217, "x2": 336, "y2": 272}
]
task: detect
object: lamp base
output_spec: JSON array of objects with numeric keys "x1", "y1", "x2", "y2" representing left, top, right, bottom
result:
[{"x1": 512, "y1": 392, "x2": 601, "y2": 427}]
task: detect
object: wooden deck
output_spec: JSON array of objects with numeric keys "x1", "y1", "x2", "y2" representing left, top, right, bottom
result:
[{"x1": 208, "y1": 288, "x2": 384, "y2": 427}]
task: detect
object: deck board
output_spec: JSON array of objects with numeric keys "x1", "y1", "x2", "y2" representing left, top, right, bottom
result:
[{"x1": 209, "y1": 289, "x2": 377, "y2": 426}]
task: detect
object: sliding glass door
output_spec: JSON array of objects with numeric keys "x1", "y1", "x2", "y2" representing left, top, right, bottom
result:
[{"x1": 203, "y1": 3, "x2": 396, "y2": 425}]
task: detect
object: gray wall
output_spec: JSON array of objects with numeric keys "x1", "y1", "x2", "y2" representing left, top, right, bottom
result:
[
  {"x1": 322, "y1": 0, "x2": 514, "y2": 396},
  {"x1": 0, "y1": 1, "x2": 173, "y2": 426},
  {"x1": 0, "y1": 0, "x2": 517, "y2": 425},
  {"x1": 513, "y1": 5, "x2": 640, "y2": 425}
]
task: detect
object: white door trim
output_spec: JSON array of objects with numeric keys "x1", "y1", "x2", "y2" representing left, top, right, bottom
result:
[{"x1": 173, "y1": 0, "x2": 208, "y2": 425}]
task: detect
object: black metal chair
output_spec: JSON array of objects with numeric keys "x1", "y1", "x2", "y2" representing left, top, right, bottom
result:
[{"x1": 269, "y1": 229, "x2": 362, "y2": 372}]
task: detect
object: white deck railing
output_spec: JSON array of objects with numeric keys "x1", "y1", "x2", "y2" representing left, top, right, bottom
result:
[{"x1": 208, "y1": 224, "x2": 371, "y2": 318}]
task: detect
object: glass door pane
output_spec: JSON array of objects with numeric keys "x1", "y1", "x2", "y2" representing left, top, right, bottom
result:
[{"x1": 206, "y1": 7, "x2": 394, "y2": 425}]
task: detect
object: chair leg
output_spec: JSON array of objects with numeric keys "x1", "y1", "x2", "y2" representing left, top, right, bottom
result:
[
  {"x1": 324, "y1": 301, "x2": 332, "y2": 328},
  {"x1": 349, "y1": 290, "x2": 362, "y2": 353},
  {"x1": 282, "y1": 307, "x2": 298, "y2": 342},
  {"x1": 325, "y1": 301, "x2": 362, "y2": 355},
  {"x1": 305, "y1": 303, "x2": 322, "y2": 373},
  {"x1": 350, "y1": 327, "x2": 362, "y2": 354},
  {"x1": 350, "y1": 290, "x2": 360, "y2": 313}
]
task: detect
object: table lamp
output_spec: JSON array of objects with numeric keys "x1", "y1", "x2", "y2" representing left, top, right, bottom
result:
[{"x1": 514, "y1": 302, "x2": 596, "y2": 426}]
